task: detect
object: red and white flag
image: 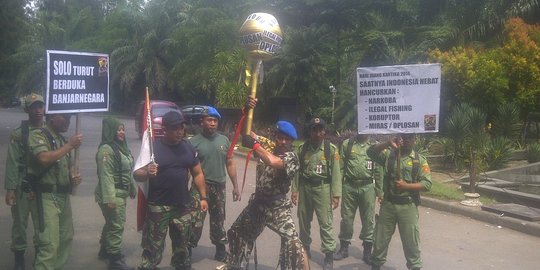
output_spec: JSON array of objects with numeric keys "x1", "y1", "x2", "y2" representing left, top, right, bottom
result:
[{"x1": 133, "y1": 88, "x2": 154, "y2": 231}]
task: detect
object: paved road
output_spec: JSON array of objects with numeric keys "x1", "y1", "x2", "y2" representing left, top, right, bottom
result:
[{"x1": 1, "y1": 108, "x2": 539, "y2": 270}]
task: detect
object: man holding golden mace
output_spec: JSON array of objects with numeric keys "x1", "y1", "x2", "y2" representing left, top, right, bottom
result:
[{"x1": 217, "y1": 13, "x2": 310, "y2": 270}]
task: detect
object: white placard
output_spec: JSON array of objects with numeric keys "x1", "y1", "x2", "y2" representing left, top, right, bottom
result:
[{"x1": 357, "y1": 63, "x2": 441, "y2": 134}]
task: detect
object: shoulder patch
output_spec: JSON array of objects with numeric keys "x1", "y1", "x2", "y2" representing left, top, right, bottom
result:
[
  {"x1": 422, "y1": 164, "x2": 430, "y2": 173},
  {"x1": 334, "y1": 152, "x2": 340, "y2": 161}
]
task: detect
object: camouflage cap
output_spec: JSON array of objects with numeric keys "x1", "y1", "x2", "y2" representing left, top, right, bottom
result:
[{"x1": 24, "y1": 93, "x2": 44, "y2": 108}]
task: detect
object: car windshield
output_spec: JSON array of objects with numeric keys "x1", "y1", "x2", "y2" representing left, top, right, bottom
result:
[
  {"x1": 182, "y1": 106, "x2": 205, "y2": 115},
  {"x1": 152, "y1": 105, "x2": 179, "y2": 117}
]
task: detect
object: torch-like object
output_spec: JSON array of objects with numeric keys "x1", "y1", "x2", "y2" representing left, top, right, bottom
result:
[{"x1": 239, "y1": 13, "x2": 282, "y2": 135}]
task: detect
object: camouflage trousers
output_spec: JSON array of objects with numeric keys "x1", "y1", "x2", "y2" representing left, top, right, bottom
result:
[
  {"x1": 224, "y1": 194, "x2": 305, "y2": 270},
  {"x1": 189, "y1": 182, "x2": 227, "y2": 247},
  {"x1": 140, "y1": 204, "x2": 192, "y2": 269}
]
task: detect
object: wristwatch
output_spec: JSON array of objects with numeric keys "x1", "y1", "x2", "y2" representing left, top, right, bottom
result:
[{"x1": 200, "y1": 196, "x2": 208, "y2": 201}]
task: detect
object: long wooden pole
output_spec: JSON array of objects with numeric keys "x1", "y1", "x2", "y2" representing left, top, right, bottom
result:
[
  {"x1": 72, "y1": 113, "x2": 81, "y2": 195},
  {"x1": 145, "y1": 87, "x2": 155, "y2": 163},
  {"x1": 74, "y1": 113, "x2": 80, "y2": 173},
  {"x1": 396, "y1": 139, "x2": 401, "y2": 181}
]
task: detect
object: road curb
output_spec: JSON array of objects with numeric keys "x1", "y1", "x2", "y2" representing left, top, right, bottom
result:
[{"x1": 421, "y1": 197, "x2": 540, "y2": 237}]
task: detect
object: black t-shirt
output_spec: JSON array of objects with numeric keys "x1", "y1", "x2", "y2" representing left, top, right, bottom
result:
[{"x1": 148, "y1": 139, "x2": 199, "y2": 208}]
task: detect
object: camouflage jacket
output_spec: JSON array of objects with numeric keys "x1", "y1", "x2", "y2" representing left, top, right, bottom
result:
[{"x1": 254, "y1": 137, "x2": 299, "y2": 197}]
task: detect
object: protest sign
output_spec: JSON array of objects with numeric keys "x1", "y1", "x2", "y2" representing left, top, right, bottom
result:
[
  {"x1": 357, "y1": 63, "x2": 441, "y2": 134},
  {"x1": 46, "y1": 50, "x2": 109, "y2": 113}
]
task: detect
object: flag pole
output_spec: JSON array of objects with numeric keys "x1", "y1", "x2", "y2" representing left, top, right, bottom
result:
[{"x1": 145, "y1": 87, "x2": 155, "y2": 163}]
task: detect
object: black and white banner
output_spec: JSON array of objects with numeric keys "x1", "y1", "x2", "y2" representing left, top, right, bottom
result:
[
  {"x1": 357, "y1": 63, "x2": 441, "y2": 134},
  {"x1": 46, "y1": 50, "x2": 109, "y2": 113}
]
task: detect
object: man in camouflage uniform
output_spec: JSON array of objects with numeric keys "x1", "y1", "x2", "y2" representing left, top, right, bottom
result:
[
  {"x1": 367, "y1": 134, "x2": 432, "y2": 270},
  {"x1": 4, "y1": 93, "x2": 44, "y2": 270},
  {"x1": 334, "y1": 134, "x2": 383, "y2": 265},
  {"x1": 292, "y1": 117, "x2": 341, "y2": 270},
  {"x1": 189, "y1": 106, "x2": 239, "y2": 262},
  {"x1": 134, "y1": 111, "x2": 207, "y2": 270},
  {"x1": 27, "y1": 113, "x2": 83, "y2": 270},
  {"x1": 217, "y1": 97, "x2": 308, "y2": 270}
]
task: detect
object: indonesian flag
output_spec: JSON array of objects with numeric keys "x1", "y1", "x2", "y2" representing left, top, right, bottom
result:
[{"x1": 133, "y1": 88, "x2": 154, "y2": 231}]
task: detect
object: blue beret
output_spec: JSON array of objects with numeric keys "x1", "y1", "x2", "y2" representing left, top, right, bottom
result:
[
  {"x1": 204, "y1": 106, "x2": 221, "y2": 119},
  {"x1": 276, "y1": 121, "x2": 298, "y2": 140}
]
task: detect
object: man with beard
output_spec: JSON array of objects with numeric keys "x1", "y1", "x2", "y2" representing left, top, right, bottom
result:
[
  {"x1": 216, "y1": 97, "x2": 309, "y2": 270},
  {"x1": 4, "y1": 93, "x2": 44, "y2": 270},
  {"x1": 367, "y1": 134, "x2": 432, "y2": 270},
  {"x1": 189, "y1": 106, "x2": 239, "y2": 262},
  {"x1": 27, "y1": 113, "x2": 83, "y2": 270}
]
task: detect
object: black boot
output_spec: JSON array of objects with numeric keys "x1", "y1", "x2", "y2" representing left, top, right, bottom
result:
[
  {"x1": 214, "y1": 243, "x2": 227, "y2": 262},
  {"x1": 333, "y1": 241, "x2": 349, "y2": 260},
  {"x1": 14, "y1": 250, "x2": 25, "y2": 270},
  {"x1": 362, "y1": 242, "x2": 373, "y2": 264},
  {"x1": 98, "y1": 246, "x2": 109, "y2": 260},
  {"x1": 108, "y1": 253, "x2": 134, "y2": 270},
  {"x1": 323, "y1": 252, "x2": 333, "y2": 270},
  {"x1": 371, "y1": 265, "x2": 381, "y2": 270}
]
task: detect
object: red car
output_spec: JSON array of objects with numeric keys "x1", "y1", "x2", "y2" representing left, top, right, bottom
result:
[{"x1": 135, "y1": 100, "x2": 182, "y2": 139}]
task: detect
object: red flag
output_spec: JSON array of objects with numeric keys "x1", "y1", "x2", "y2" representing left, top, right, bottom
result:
[{"x1": 133, "y1": 88, "x2": 153, "y2": 231}]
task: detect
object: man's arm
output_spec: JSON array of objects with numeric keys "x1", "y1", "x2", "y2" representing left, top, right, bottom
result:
[
  {"x1": 97, "y1": 145, "x2": 118, "y2": 206},
  {"x1": 35, "y1": 133, "x2": 82, "y2": 167},
  {"x1": 226, "y1": 156, "x2": 240, "y2": 201},
  {"x1": 4, "y1": 131, "x2": 21, "y2": 205},
  {"x1": 191, "y1": 163, "x2": 208, "y2": 211},
  {"x1": 330, "y1": 144, "x2": 342, "y2": 209},
  {"x1": 133, "y1": 163, "x2": 157, "y2": 182},
  {"x1": 395, "y1": 157, "x2": 432, "y2": 192}
]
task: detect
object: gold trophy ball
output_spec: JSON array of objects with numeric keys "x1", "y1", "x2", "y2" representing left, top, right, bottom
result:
[{"x1": 239, "y1": 13, "x2": 283, "y2": 61}]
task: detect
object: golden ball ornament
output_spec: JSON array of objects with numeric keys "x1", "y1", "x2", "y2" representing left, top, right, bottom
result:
[{"x1": 239, "y1": 13, "x2": 283, "y2": 61}]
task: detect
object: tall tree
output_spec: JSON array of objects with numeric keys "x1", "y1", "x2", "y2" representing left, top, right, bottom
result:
[{"x1": 0, "y1": 0, "x2": 28, "y2": 98}]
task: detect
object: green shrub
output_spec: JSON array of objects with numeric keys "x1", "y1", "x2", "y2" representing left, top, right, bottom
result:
[
  {"x1": 485, "y1": 136, "x2": 514, "y2": 170},
  {"x1": 526, "y1": 142, "x2": 540, "y2": 163}
]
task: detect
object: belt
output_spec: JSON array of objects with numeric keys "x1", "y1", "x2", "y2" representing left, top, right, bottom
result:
[
  {"x1": 115, "y1": 183, "x2": 130, "y2": 190},
  {"x1": 303, "y1": 177, "x2": 330, "y2": 185},
  {"x1": 40, "y1": 184, "x2": 71, "y2": 194},
  {"x1": 345, "y1": 177, "x2": 373, "y2": 186},
  {"x1": 386, "y1": 195, "x2": 413, "y2": 205}
]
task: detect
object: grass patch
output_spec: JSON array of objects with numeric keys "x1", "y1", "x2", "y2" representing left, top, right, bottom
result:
[
  {"x1": 426, "y1": 181, "x2": 464, "y2": 201},
  {"x1": 426, "y1": 180, "x2": 497, "y2": 205}
]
